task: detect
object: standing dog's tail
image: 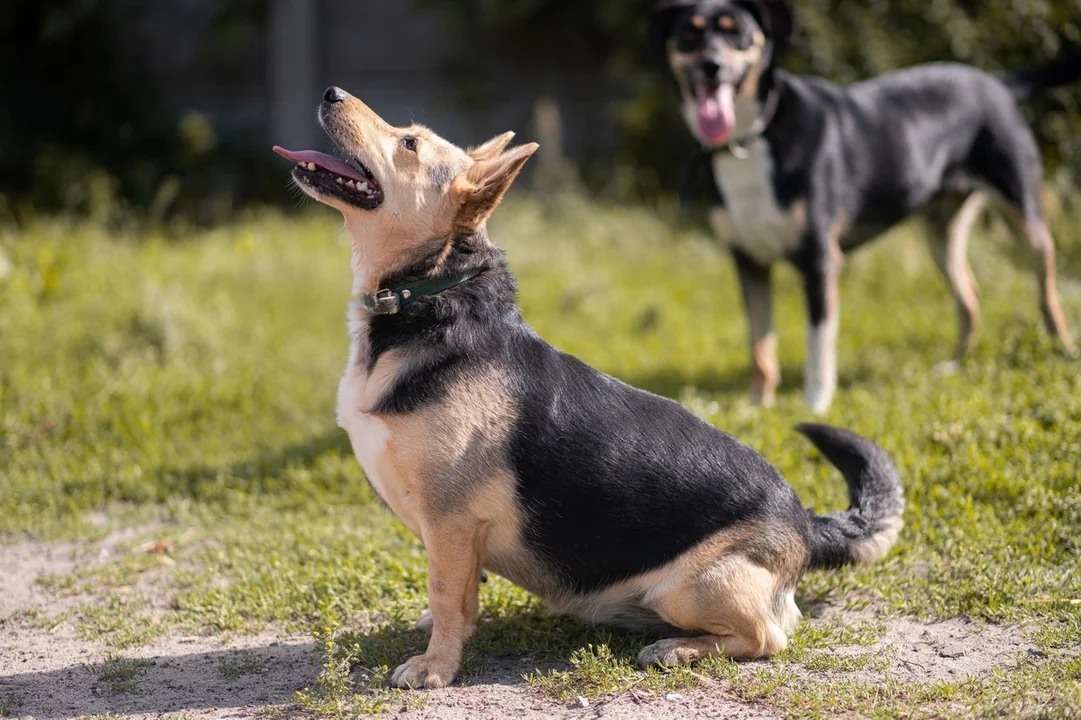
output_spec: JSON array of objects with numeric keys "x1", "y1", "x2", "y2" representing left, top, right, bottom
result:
[
  {"x1": 999, "y1": 49, "x2": 1081, "y2": 103},
  {"x1": 796, "y1": 423, "x2": 904, "y2": 570}
]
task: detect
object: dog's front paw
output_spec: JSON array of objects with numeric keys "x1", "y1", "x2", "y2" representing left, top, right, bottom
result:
[
  {"x1": 413, "y1": 608, "x2": 433, "y2": 634},
  {"x1": 391, "y1": 653, "x2": 457, "y2": 689}
]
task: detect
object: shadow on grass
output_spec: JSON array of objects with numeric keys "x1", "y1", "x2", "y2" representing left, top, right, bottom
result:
[
  {"x1": 340, "y1": 609, "x2": 656, "y2": 687},
  {"x1": 154, "y1": 428, "x2": 358, "y2": 502},
  {"x1": 0, "y1": 641, "x2": 320, "y2": 719},
  {"x1": 621, "y1": 360, "x2": 881, "y2": 402}
]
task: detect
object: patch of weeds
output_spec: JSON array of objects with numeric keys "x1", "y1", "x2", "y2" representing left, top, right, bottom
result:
[
  {"x1": 218, "y1": 650, "x2": 267, "y2": 680},
  {"x1": 0, "y1": 696, "x2": 22, "y2": 718},
  {"x1": 1033, "y1": 612, "x2": 1081, "y2": 650},
  {"x1": 295, "y1": 624, "x2": 419, "y2": 717},
  {"x1": 77, "y1": 592, "x2": 168, "y2": 649},
  {"x1": 88, "y1": 653, "x2": 153, "y2": 694},
  {"x1": 526, "y1": 643, "x2": 702, "y2": 700},
  {"x1": 6, "y1": 607, "x2": 68, "y2": 631},
  {"x1": 36, "y1": 571, "x2": 78, "y2": 595},
  {"x1": 779, "y1": 617, "x2": 887, "y2": 663},
  {"x1": 527, "y1": 644, "x2": 641, "y2": 699}
]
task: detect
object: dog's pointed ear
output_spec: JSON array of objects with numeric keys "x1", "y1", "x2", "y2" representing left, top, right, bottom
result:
[
  {"x1": 467, "y1": 131, "x2": 516, "y2": 161},
  {"x1": 736, "y1": 0, "x2": 795, "y2": 47},
  {"x1": 648, "y1": 1, "x2": 695, "y2": 63},
  {"x1": 452, "y1": 143, "x2": 539, "y2": 233}
]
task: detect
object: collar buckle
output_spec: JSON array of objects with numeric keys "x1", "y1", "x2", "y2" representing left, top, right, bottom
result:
[{"x1": 370, "y1": 289, "x2": 400, "y2": 315}]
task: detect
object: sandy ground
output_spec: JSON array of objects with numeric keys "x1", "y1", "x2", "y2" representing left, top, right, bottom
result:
[{"x1": 0, "y1": 540, "x2": 1037, "y2": 720}]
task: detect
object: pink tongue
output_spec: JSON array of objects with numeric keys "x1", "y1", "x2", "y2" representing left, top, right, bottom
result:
[
  {"x1": 272, "y1": 146, "x2": 367, "y2": 182},
  {"x1": 695, "y1": 84, "x2": 735, "y2": 145}
]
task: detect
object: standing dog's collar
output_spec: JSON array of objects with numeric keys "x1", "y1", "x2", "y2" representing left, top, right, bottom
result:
[{"x1": 354, "y1": 269, "x2": 481, "y2": 315}]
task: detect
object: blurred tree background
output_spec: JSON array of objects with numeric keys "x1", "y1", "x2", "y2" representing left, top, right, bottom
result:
[
  {"x1": 0, "y1": 0, "x2": 278, "y2": 225},
  {"x1": 2, "y1": 0, "x2": 1079, "y2": 222}
]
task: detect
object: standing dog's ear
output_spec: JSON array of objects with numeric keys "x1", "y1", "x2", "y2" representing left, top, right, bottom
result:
[
  {"x1": 452, "y1": 143, "x2": 539, "y2": 233},
  {"x1": 735, "y1": 0, "x2": 795, "y2": 47},
  {"x1": 648, "y1": 1, "x2": 695, "y2": 63}
]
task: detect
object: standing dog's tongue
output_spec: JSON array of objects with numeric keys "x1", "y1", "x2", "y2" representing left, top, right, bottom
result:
[{"x1": 696, "y1": 83, "x2": 736, "y2": 145}]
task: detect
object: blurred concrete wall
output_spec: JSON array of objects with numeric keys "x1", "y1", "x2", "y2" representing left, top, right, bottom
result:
[{"x1": 129, "y1": 0, "x2": 623, "y2": 159}]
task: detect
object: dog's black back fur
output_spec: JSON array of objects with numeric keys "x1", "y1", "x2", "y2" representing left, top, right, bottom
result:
[{"x1": 768, "y1": 63, "x2": 1046, "y2": 249}]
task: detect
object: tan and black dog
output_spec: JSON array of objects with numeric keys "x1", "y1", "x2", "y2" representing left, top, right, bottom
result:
[
  {"x1": 651, "y1": 0, "x2": 1079, "y2": 414},
  {"x1": 272, "y1": 86, "x2": 904, "y2": 689}
]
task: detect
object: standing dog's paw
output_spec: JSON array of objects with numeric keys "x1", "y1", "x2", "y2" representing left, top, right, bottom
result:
[
  {"x1": 391, "y1": 653, "x2": 457, "y2": 688},
  {"x1": 413, "y1": 608, "x2": 434, "y2": 634}
]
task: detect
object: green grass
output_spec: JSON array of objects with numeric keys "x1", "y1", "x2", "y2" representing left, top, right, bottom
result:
[
  {"x1": 218, "y1": 650, "x2": 267, "y2": 680},
  {"x1": 87, "y1": 653, "x2": 154, "y2": 694},
  {"x1": 2, "y1": 195, "x2": 1080, "y2": 717},
  {"x1": 0, "y1": 696, "x2": 22, "y2": 718}
]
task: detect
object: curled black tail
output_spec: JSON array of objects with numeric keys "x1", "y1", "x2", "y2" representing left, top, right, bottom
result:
[
  {"x1": 999, "y1": 50, "x2": 1081, "y2": 103},
  {"x1": 795, "y1": 423, "x2": 904, "y2": 570}
]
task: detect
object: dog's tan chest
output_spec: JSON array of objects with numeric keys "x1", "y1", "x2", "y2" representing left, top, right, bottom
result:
[
  {"x1": 337, "y1": 367, "x2": 425, "y2": 537},
  {"x1": 710, "y1": 140, "x2": 806, "y2": 265}
]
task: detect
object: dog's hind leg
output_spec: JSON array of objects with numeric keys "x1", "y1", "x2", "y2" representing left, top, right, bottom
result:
[
  {"x1": 966, "y1": 121, "x2": 1075, "y2": 355},
  {"x1": 926, "y1": 192, "x2": 985, "y2": 363},
  {"x1": 638, "y1": 554, "x2": 796, "y2": 667},
  {"x1": 1008, "y1": 211, "x2": 1076, "y2": 355}
]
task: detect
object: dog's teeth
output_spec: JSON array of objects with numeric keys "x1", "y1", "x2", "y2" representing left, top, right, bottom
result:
[
  {"x1": 306, "y1": 162, "x2": 317, "y2": 171},
  {"x1": 357, "y1": 181, "x2": 369, "y2": 191},
  {"x1": 345, "y1": 180, "x2": 355, "y2": 188},
  {"x1": 335, "y1": 177, "x2": 344, "y2": 184}
]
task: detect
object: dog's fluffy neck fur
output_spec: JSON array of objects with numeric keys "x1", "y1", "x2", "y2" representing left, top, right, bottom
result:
[{"x1": 346, "y1": 225, "x2": 519, "y2": 376}]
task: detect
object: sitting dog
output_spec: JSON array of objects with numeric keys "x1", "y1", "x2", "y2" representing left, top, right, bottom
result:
[
  {"x1": 650, "y1": 0, "x2": 1079, "y2": 413},
  {"x1": 272, "y1": 86, "x2": 904, "y2": 688}
]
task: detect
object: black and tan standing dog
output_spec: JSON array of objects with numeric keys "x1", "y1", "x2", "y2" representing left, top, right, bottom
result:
[
  {"x1": 272, "y1": 86, "x2": 904, "y2": 688},
  {"x1": 651, "y1": 0, "x2": 1079, "y2": 413}
]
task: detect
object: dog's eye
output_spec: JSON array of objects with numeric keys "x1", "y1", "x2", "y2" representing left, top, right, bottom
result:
[
  {"x1": 677, "y1": 27, "x2": 703, "y2": 52},
  {"x1": 400, "y1": 136, "x2": 418, "y2": 152}
]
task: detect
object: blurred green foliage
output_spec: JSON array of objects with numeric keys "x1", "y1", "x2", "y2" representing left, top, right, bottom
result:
[
  {"x1": 0, "y1": 0, "x2": 283, "y2": 225},
  {"x1": 424, "y1": 0, "x2": 1081, "y2": 199}
]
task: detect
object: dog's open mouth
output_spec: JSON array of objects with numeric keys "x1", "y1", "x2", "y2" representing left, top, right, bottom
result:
[
  {"x1": 694, "y1": 81, "x2": 736, "y2": 145},
  {"x1": 272, "y1": 146, "x2": 384, "y2": 209}
]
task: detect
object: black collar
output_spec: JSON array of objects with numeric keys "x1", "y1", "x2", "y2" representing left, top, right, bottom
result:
[{"x1": 353, "y1": 268, "x2": 481, "y2": 315}]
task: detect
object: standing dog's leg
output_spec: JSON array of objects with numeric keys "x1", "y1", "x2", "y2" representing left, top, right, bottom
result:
[
  {"x1": 392, "y1": 521, "x2": 485, "y2": 688},
  {"x1": 926, "y1": 192, "x2": 985, "y2": 363},
  {"x1": 997, "y1": 200, "x2": 1076, "y2": 355},
  {"x1": 733, "y1": 250, "x2": 779, "y2": 406},
  {"x1": 800, "y1": 229, "x2": 843, "y2": 415},
  {"x1": 1018, "y1": 216, "x2": 1076, "y2": 355}
]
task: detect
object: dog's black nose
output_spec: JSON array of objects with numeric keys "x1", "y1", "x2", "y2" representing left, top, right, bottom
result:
[
  {"x1": 700, "y1": 59, "x2": 721, "y2": 80},
  {"x1": 323, "y1": 86, "x2": 346, "y2": 104}
]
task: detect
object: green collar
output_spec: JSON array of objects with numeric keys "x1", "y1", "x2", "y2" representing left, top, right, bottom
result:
[{"x1": 353, "y1": 268, "x2": 481, "y2": 315}]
